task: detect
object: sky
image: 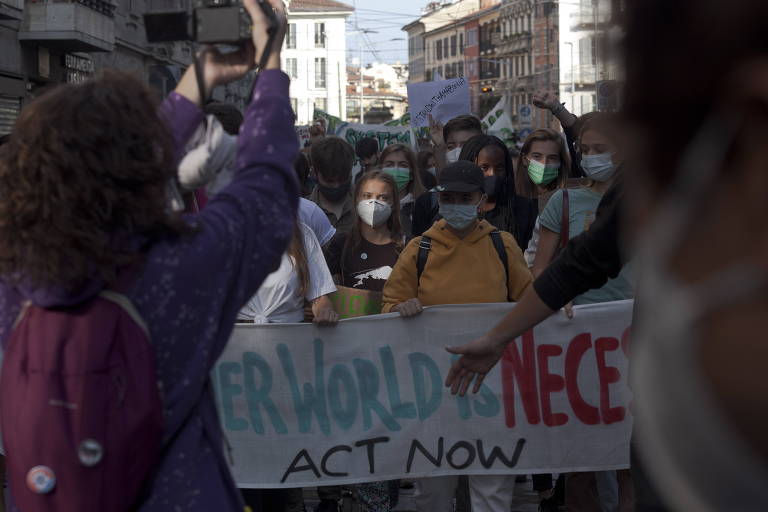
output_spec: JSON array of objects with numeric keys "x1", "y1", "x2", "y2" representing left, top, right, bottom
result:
[{"x1": 344, "y1": 0, "x2": 423, "y2": 66}]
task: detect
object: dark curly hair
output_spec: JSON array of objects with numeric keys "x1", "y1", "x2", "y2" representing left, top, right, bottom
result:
[{"x1": 0, "y1": 70, "x2": 187, "y2": 291}]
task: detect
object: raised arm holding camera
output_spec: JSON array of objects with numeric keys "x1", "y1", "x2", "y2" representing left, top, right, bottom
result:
[{"x1": 0, "y1": 0, "x2": 297, "y2": 511}]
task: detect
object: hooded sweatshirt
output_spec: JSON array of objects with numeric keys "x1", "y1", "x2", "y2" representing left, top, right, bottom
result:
[
  {"x1": 0, "y1": 70, "x2": 298, "y2": 512},
  {"x1": 382, "y1": 219, "x2": 532, "y2": 311}
]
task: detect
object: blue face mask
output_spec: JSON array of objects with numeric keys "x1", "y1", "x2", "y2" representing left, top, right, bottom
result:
[
  {"x1": 580, "y1": 152, "x2": 617, "y2": 182},
  {"x1": 439, "y1": 201, "x2": 481, "y2": 230}
]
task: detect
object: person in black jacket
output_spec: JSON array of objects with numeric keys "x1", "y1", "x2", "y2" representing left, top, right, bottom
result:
[{"x1": 447, "y1": 1, "x2": 768, "y2": 511}]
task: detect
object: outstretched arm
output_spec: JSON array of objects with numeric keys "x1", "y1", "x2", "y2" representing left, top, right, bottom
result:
[{"x1": 444, "y1": 286, "x2": 554, "y2": 396}]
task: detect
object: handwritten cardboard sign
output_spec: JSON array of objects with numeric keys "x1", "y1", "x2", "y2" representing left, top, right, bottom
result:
[
  {"x1": 408, "y1": 78, "x2": 471, "y2": 128},
  {"x1": 329, "y1": 285, "x2": 383, "y2": 319}
]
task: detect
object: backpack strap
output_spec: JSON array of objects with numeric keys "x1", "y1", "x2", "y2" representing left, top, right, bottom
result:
[
  {"x1": 559, "y1": 189, "x2": 570, "y2": 250},
  {"x1": 489, "y1": 230, "x2": 511, "y2": 301},
  {"x1": 416, "y1": 235, "x2": 432, "y2": 284},
  {"x1": 99, "y1": 290, "x2": 149, "y2": 337}
]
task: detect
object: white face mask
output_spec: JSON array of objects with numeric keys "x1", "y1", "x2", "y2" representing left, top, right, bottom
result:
[
  {"x1": 633, "y1": 113, "x2": 768, "y2": 512},
  {"x1": 580, "y1": 152, "x2": 617, "y2": 182},
  {"x1": 427, "y1": 167, "x2": 437, "y2": 176},
  {"x1": 446, "y1": 147, "x2": 462, "y2": 164},
  {"x1": 356, "y1": 199, "x2": 392, "y2": 227}
]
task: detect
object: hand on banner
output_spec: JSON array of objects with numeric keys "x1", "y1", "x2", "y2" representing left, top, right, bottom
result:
[
  {"x1": 564, "y1": 301, "x2": 574, "y2": 319},
  {"x1": 392, "y1": 298, "x2": 423, "y2": 318},
  {"x1": 532, "y1": 90, "x2": 560, "y2": 112},
  {"x1": 428, "y1": 115, "x2": 445, "y2": 148},
  {"x1": 445, "y1": 334, "x2": 506, "y2": 396},
  {"x1": 312, "y1": 296, "x2": 340, "y2": 326}
]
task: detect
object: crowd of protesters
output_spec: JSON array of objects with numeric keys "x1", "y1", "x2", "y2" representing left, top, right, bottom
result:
[{"x1": 0, "y1": 0, "x2": 767, "y2": 511}]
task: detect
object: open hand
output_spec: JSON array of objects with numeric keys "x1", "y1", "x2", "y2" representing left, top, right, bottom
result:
[
  {"x1": 445, "y1": 334, "x2": 506, "y2": 396},
  {"x1": 428, "y1": 114, "x2": 445, "y2": 148}
]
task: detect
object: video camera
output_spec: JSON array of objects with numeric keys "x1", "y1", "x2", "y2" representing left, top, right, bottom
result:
[{"x1": 144, "y1": 0, "x2": 271, "y2": 45}]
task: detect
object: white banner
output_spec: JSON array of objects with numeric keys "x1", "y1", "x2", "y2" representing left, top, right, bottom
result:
[{"x1": 213, "y1": 301, "x2": 634, "y2": 488}]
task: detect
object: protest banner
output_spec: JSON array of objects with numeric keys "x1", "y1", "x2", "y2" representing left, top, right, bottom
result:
[
  {"x1": 337, "y1": 122, "x2": 416, "y2": 150},
  {"x1": 328, "y1": 286, "x2": 382, "y2": 319},
  {"x1": 408, "y1": 78, "x2": 471, "y2": 128},
  {"x1": 213, "y1": 301, "x2": 634, "y2": 488}
]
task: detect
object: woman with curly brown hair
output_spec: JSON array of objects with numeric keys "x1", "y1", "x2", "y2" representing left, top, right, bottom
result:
[{"x1": 0, "y1": 0, "x2": 297, "y2": 510}]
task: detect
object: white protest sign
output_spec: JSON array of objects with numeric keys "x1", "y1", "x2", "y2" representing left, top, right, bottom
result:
[
  {"x1": 408, "y1": 78, "x2": 471, "y2": 128},
  {"x1": 213, "y1": 301, "x2": 634, "y2": 488},
  {"x1": 336, "y1": 122, "x2": 416, "y2": 150},
  {"x1": 295, "y1": 125, "x2": 310, "y2": 148}
]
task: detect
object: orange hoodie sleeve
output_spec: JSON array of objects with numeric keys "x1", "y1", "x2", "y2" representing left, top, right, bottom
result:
[
  {"x1": 501, "y1": 231, "x2": 534, "y2": 301},
  {"x1": 382, "y1": 236, "x2": 422, "y2": 313}
]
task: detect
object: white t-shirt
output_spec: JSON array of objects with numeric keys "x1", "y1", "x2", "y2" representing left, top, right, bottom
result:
[
  {"x1": 238, "y1": 222, "x2": 336, "y2": 324},
  {"x1": 299, "y1": 198, "x2": 336, "y2": 246}
]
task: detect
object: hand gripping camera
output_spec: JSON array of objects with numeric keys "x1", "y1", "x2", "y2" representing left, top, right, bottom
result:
[{"x1": 144, "y1": 0, "x2": 270, "y2": 45}]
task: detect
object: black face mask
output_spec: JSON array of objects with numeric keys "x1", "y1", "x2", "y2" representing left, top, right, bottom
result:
[
  {"x1": 483, "y1": 175, "x2": 509, "y2": 203},
  {"x1": 318, "y1": 180, "x2": 351, "y2": 202}
]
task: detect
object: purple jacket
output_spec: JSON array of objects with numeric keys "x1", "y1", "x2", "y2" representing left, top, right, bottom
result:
[{"x1": 0, "y1": 70, "x2": 299, "y2": 511}]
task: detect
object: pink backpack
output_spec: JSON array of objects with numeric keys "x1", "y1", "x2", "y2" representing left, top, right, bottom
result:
[{"x1": 0, "y1": 290, "x2": 164, "y2": 511}]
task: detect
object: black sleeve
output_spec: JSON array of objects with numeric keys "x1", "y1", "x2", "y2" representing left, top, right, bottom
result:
[
  {"x1": 563, "y1": 123, "x2": 584, "y2": 178},
  {"x1": 512, "y1": 194, "x2": 538, "y2": 249},
  {"x1": 533, "y1": 181, "x2": 625, "y2": 310},
  {"x1": 412, "y1": 191, "x2": 438, "y2": 237},
  {"x1": 323, "y1": 232, "x2": 347, "y2": 279}
]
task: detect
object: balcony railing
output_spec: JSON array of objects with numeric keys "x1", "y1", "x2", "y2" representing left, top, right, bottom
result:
[
  {"x1": 495, "y1": 32, "x2": 532, "y2": 55},
  {"x1": 570, "y1": 7, "x2": 612, "y2": 31},
  {"x1": 562, "y1": 64, "x2": 599, "y2": 85},
  {"x1": 0, "y1": 0, "x2": 23, "y2": 20},
  {"x1": 20, "y1": 0, "x2": 116, "y2": 52}
]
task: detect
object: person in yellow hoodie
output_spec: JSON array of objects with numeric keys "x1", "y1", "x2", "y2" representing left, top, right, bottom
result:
[{"x1": 382, "y1": 160, "x2": 533, "y2": 512}]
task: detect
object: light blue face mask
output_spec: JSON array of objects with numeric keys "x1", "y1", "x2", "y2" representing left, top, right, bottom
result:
[
  {"x1": 439, "y1": 201, "x2": 481, "y2": 230},
  {"x1": 580, "y1": 152, "x2": 617, "y2": 182}
]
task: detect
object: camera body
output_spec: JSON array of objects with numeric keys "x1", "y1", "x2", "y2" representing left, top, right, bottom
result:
[{"x1": 144, "y1": 0, "x2": 252, "y2": 45}]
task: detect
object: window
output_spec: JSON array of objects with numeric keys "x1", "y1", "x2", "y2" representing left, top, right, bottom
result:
[
  {"x1": 436, "y1": 40, "x2": 442, "y2": 60},
  {"x1": 314, "y1": 98, "x2": 327, "y2": 112},
  {"x1": 443, "y1": 37, "x2": 449, "y2": 56},
  {"x1": 291, "y1": 97, "x2": 298, "y2": 113},
  {"x1": 451, "y1": 35, "x2": 457, "y2": 56},
  {"x1": 287, "y1": 23, "x2": 296, "y2": 49},
  {"x1": 314, "y1": 22, "x2": 326, "y2": 48},
  {"x1": 314, "y1": 57, "x2": 326, "y2": 88},
  {"x1": 467, "y1": 28, "x2": 477, "y2": 46},
  {"x1": 459, "y1": 33, "x2": 464, "y2": 52},
  {"x1": 458, "y1": 61, "x2": 463, "y2": 77},
  {"x1": 286, "y1": 57, "x2": 298, "y2": 79}
]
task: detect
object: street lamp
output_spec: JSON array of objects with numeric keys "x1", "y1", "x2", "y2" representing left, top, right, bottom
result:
[
  {"x1": 349, "y1": 28, "x2": 378, "y2": 123},
  {"x1": 564, "y1": 41, "x2": 575, "y2": 111}
]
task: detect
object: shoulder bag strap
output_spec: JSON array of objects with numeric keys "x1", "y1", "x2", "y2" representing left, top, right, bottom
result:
[
  {"x1": 489, "y1": 230, "x2": 511, "y2": 301},
  {"x1": 416, "y1": 236, "x2": 432, "y2": 285}
]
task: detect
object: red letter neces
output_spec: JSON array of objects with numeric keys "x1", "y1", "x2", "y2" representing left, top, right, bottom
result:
[{"x1": 501, "y1": 331, "x2": 627, "y2": 428}]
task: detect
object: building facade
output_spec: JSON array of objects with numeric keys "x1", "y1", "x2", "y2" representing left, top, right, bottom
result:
[
  {"x1": 284, "y1": 0, "x2": 353, "y2": 124},
  {"x1": 0, "y1": 0, "x2": 265, "y2": 136},
  {"x1": 559, "y1": 0, "x2": 623, "y2": 116},
  {"x1": 346, "y1": 62, "x2": 408, "y2": 123}
]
